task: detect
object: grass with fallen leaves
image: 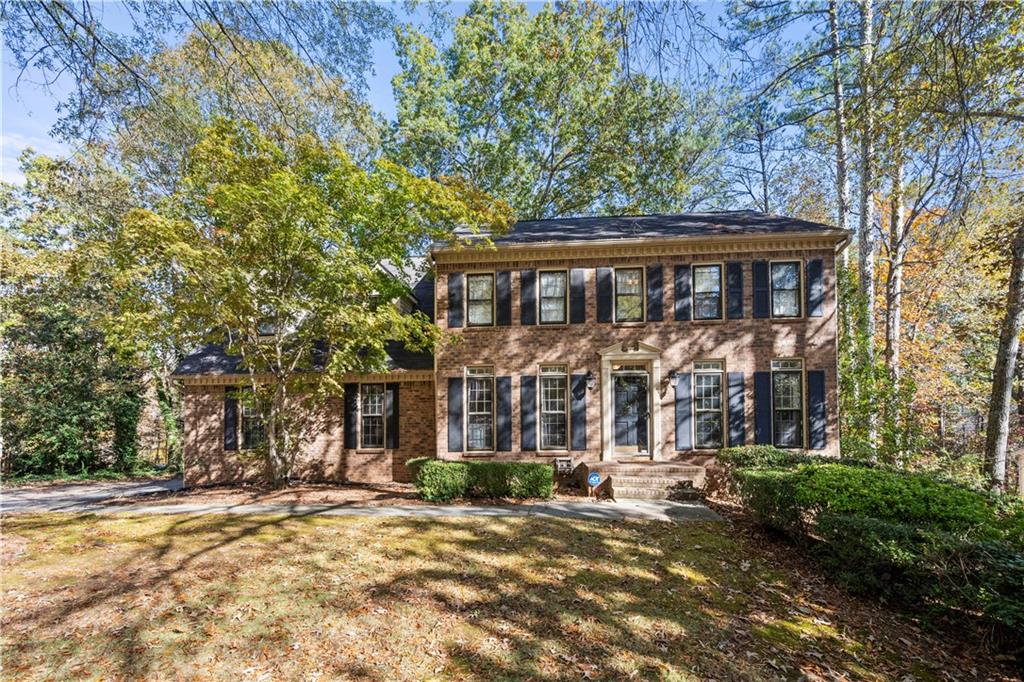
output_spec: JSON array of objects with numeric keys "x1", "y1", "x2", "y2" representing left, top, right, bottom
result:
[{"x1": 1, "y1": 513, "x2": 1016, "y2": 681}]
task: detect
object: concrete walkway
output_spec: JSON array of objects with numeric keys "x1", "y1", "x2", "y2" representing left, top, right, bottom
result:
[{"x1": 1, "y1": 477, "x2": 183, "y2": 514}]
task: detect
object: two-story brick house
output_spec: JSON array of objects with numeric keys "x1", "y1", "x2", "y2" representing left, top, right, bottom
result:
[{"x1": 175, "y1": 211, "x2": 848, "y2": 490}]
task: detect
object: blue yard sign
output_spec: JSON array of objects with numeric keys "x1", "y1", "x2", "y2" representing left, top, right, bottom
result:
[{"x1": 587, "y1": 472, "x2": 602, "y2": 487}]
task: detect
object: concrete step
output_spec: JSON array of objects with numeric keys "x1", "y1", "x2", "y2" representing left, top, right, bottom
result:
[
  {"x1": 610, "y1": 486, "x2": 702, "y2": 501},
  {"x1": 609, "y1": 475, "x2": 699, "y2": 487},
  {"x1": 587, "y1": 464, "x2": 705, "y2": 476}
]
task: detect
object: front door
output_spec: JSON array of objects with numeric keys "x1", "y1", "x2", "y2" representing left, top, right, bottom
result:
[{"x1": 613, "y1": 374, "x2": 649, "y2": 454}]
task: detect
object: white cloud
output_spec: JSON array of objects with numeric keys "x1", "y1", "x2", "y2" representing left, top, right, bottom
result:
[{"x1": 0, "y1": 129, "x2": 69, "y2": 185}]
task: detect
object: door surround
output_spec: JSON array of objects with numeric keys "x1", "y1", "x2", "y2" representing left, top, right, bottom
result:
[{"x1": 598, "y1": 341, "x2": 663, "y2": 461}]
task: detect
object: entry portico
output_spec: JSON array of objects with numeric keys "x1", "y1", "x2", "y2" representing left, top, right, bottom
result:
[{"x1": 599, "y1": 341, "x2": 665, "y2": 461}]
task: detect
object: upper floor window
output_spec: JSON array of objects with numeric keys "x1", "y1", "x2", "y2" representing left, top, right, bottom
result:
[
  {"x1": 539, "y1": 271, "x2": 568, "y2": 324},
  {"x1": 360, "y1": 383, "x2": 385, "y2": 449},
  {"x1": 466, "y1": 366, "x2": 494, "y2": 451},
  {"x1": 771, "y1": 262, "x2": 802, "y2": 318},
  {"x1": 466, "y1": 273, "x2": 495, "y2": 326},
  {"x1": 693, "y1": 264, "x2": 723, "y2": 320},
  {"x1": 539, "y1": 365, "x2": 568, "y2": 450},
  {"x1": 693, "y1": 361, "x2": 724, "y2": 449},
  {"x1": 614, "y1": 268, "x2": 644, "y2": 322},
  {"x1": 772, "y1": 359, "x2": 804, "y2": 448}
]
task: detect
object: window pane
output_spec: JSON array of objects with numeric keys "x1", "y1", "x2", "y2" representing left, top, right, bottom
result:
[
  {"x1": 694, "y1": 265, "x2": 721, "y2": 293},
  {"x1": 467, "y1": 376, "x2": 493, "y2": 451},
  {"x1": 540, "y1": 298, "x2": 566, "y2": 323},
  {"x1": 772, "y1": 290, "x2": 799, "y2": 317},
  {"x1": 468, "y1": 301, "x2": 493, "y2": 325},
  {"x1": 539, "y1": 272, "x2": 566, "y2": 297},
  {"x1": 615, "y1": 269, "x2": 642, "y2": 294},
  {"x1": 695, "y1": 411, "x2": 723, "y2": 449},
  {"x1": 771, "y1": 262, "x2": 799, "y2": 290},
  {"x1": 773, "y1": 371, "x2": 802, "y2": 410},
  {"x1": 541, "y1": 413, "x2": 567, "y2": 449},
  {"x1": 242, "y1": 415, "x2": 266, "y2": 450},
  {"x1": 539, "y1": 272, "x2": 567, "y2": 324},
  {"x1": 773, "y1": 370, "x2": 804, "y2": 447},
  {"x1": 774, "y1": 410, "x2": 802, "y2": 447},
  {"x1": 361, "y1": 416, "x2": 384, "y2": 448},
  {"x1": 360, "y1": 385, "x2": 385, "y2": 448},
  {"x1": 695, "y1": 374, "x2": 722, "y2": 410},
  {"x1": 771, "y1": 262, "x2": 800, "y2": 317},
  {"x1": 467, "y1": 275, "x2": 493, "y2": 300},
  {"x1": 467, "y1": 415, "x2": 493, "y2": 450},
  {"x1": 616, "y1": 294, "x2": 643, "y2": 322},
  {"x1": 694, "y1": 292, "x2": 721, "y2": 320}
]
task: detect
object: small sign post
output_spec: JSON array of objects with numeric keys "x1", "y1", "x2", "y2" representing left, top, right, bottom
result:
[{"x1": 587, "y1": 472, "x2": 602, "y2": 498}]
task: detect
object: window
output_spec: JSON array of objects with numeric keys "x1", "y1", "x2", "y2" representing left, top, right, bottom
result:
[
  {"x1": 539, "y1": 271, "x2": 568, "y2": 324},
  {"x1": 771, "y1": 261, "x2": 802, "y2": 318},
  {"x1": 772, "y1": 359, "x2": 804, "y2": 448},
  {"x1": 693, "y1": 264, "x2": 723, "y2": 320},
  {"x1": 240, "y1": 395, "x2": 267, "y2": 450},
  {"x1": 539, "y1": 365, "x2": 568, "y2": 450},
  {"x1": 614, "y1": 268, "x2": 644, "y2": 322},
  {"x1": 360, "y1": 384, "x2": 385, "y2": 449},
  {"x1": 466, "y1": 273, "x2": 495, "y2": 326},
  {"x1": 466, "y1": 367, "x2": 494, "y2": 451},
  {"x1": 693, "y1": 361, "x2": 724, "y2": 449}
]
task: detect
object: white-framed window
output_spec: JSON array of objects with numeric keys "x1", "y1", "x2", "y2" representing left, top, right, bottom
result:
[
  {"x1": 539, "y1": 270, "x2": 568, "y2": 324},
  {"x1": 360, "y1": 383, "x2": 385, "y2": 449},
  {"x1": 466, "y1": 273, "x2": 495, "y2": 326},
  {"x1": 772, "y1": 359, "x2": 804, "y2": 448},
  {"x1": 693, "y1": 361, "x2": 724, "y2": 449},
  {"x1": 466, "y1": 366, "x2": 495, "y2": 451},
  {"x1": 240, "y1": 394, "x2": 267, "y2": 450},
  {"x1": 771, "y1": 261, "x2": 802, "y2": 318},
  {"x1": 614, "y1": 267, "x2": 644, "y2": 322},
  {"x1": 693, "y1": 264, "x2": 723, "y2": 320},
  {"x1": 539, "y1": 365, "x2": 569, "y2": 450}
]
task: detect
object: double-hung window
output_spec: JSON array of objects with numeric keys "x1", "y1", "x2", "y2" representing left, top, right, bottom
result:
[
  {"x1": 693, "y1": 264, "x2": 723, "y2": 320},
  {"x1": 240, "y1": 394, "x2": 267, "y2": 450},
  {"x1": 466, "y1": 274, "x2": 495, "y2": 326},
  {"x1": 539, "y1": 365, "x2": 568, "y2": 450},
  {"x1": 614, "y1": 268, "x2": 644, "y2": 322},
  {"x1": 360, "y1": 383, "x2": 385, "y2": 449},
  {"x1": 539, "y1": 271, "x2": 568, "y2": 324},
  {"x1": 771, "y1": 262, "x2": 802, "y2": 318},
  {"x1": 693, "y1": 361, "x2": 724, "y2": 449},
  {"x1": 772, "y1": 359, "x2": 804, "y2": 448},
  {"x1": 466, "y1": 367, "x2": 495, "y2": 451}
]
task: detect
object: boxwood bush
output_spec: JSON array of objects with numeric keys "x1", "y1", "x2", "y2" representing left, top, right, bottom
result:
[{"x1": 413, "y1": 460, "x2": 553, "y2": 502}]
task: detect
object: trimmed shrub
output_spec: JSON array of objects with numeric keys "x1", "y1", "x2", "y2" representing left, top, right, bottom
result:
[
  {"x1": 414, "y1": 460, "x2": 553, "y2": 502},
  {"x1": 718, "y1": 445, "x2": 813, "y2": 469}
]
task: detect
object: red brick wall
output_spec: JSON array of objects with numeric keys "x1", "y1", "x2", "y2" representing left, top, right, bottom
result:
[{"x1": 434, "y1": 248, "x2": 840, "y2": 463}]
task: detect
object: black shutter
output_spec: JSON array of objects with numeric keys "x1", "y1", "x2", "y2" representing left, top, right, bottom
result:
[
  {"x1": 728, "y1": 372, "x2": 746, "y2": 446},
  {"x1": 496, "y1": 271, "x2": 512, "y2": 326},
  {"x1": 675, "y1": 372, "x2": 692, "y2": 450},
  {"x1": 646, "y1": 264, "x2": 663, "y2": 321},
  {"x1": 807, "y1": 370, "x2": 827, "y2": 450},
  {"x1": 571, "y1": 373, "x2": 587, "y2": 450},
  {"x1": 385, "y1": 383, "x2": 399, "y2": 449},
  {"x1": 727, "y1": 262, "x2": 744, "y2": 319},
  {"x1": 224, "y1": 389, "x2": 238, "y2": 451},
  {"x1": 570, "y1": 268, "x2": 586, "y2": 323},
  {"x1": 752, "y1": 261, "x2": 770, "y2": 318},
  {"x1": 344, "y1": 383, "x2": 358, "y2": 449},
  {"x1": 448, "y1": 272, "x2": 464, "y2": 328},
  {"x1": 753, "y1": 371, "x2": 772, "y2": 444},
  {"x1": 806, "y1": 259, "x2": 824, "y2": 317},
  {"x1": 596, "y1": 268, "x2": 613, "y2": 322},
  {"x1": 521, "y1": 376, "x2": 537, "y2": 451},
  {"x1": 447, "y1": 377, "x2": 463, "y2": 452},
  {"x1": 520, "y1": 269, "x2": 536, "y2": 325},
  {"x1": 496, "y1": 376, "x2": 512, "y2": 451},
  {"x1": 674, "y1": 264, "x2": 691, "y2": 321}
]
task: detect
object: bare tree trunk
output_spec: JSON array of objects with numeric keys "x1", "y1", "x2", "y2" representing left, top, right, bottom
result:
[
  {"x1": 985, "y1": 217, "x2": 1024, "y2": 492},
  {"x1": 884, "y1": 148, "x2": 905, "y2": 384},
  {"x1": 858, "y1": 0, "x2": 878, "y2": 448},
  {"x1": 829, "y1": 0, "x2": 852, "y2": 237},
  {"x1": 757, "y1": 114, "x2": 770, "y2": 213}
]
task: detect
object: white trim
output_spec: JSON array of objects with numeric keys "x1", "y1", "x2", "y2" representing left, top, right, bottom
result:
[{"x1": 598, "y1": 341, "x2": 663, "y2": 461}]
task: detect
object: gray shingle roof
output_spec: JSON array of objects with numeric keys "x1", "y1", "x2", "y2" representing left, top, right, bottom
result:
[
  {"x1": 173, "y1": 341, "x2": 432, "y2": 376},
  {"x1": 450, "y1": 210, "x2": 845, "y2": 246}
]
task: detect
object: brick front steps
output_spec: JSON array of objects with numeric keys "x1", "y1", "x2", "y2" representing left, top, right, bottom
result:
[{"x1": 580, "y1": 462, "x2": 705, "y2": 501}]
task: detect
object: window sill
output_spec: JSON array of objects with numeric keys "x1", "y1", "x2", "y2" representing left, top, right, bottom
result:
[
  {"x1": 354, "y1": 449, "x2": 387, "y2": 454},
  {"x1": 463, "y1": 452, "x2": 496, "y2": 458},
  {"x1": 535, "y1": 450, "x2": 570, "y2": 457},
  {"x1": 769, "y1": 316, "x2": 806, "y2": 323},
  {"x1": 612, "y1": 321, "x2": 646, "y2": 327},
  {"x1": 690, "y1": 317, "x2": 726, "y2": 324}
]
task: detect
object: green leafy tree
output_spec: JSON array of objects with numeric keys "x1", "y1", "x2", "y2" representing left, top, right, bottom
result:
[{"x1": 117, "y1": 120, "x2": 510, "y2": 483}]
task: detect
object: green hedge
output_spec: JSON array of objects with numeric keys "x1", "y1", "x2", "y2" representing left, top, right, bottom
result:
[
  {"x1": 730, "y1": 461, "x2": 1024, "y2": 632},
  {"x1": 413, "y1": 460, "x2": 554, "y2": 502}
]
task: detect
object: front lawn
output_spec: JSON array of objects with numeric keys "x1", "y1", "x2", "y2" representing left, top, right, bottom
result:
[{"x1": 1, "y1": 514, "x2": 1015, "y2": 680}]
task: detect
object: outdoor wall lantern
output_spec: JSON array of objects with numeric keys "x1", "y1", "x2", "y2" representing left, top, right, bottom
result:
[
  {"x1": 585, "y1": 371, "x2": 597, "y2": 391},
  {"x1": 667, "y1": 369, "x2": 680, "y2": 388}
]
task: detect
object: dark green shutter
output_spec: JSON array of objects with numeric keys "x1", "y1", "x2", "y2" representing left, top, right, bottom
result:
[
  {"x1": 496, "y1": 376, "x2": 512, "y2": 451},
  {"x1": 727, "y1": 372, "x2": 746, "y2": 446},
  {"x1": 674, "y1": 265, "x2": 691, "y2": 321},
  {"x1": 571, "y1": 373, "x2": 587, "y2": 450},
  {"x1": 596, "y1": 268, "x2": 613, "y2": 322},
  {"x1": 448, "y1": 272, "x2": 464, "y2": 328},
  {"x1": 727, "y1": 262, "x2": 744, "y2": 319},
  {"x1": 520, "y1": 269, "x2": 536, "y2": 325},
  {"x1": 570, "y1": 268, "x2": 586, "y2": 323},
  {"x1": 646, "y1": 264, "x2": 663, "y2": 321},
  {"x1": 753, "y1": 371, "x2": 772, "y2": 444},
  {"x1": 496, "y1": 271, "x2": 512, "y2": 326},
  {"x1": 447, "y1": 377, "x2": 463, "y2": 452},
  {"x1": 344, "y1": 383, "x2": 358, "y2": 449},
  {"x1": 521, "y1": 376, "x2": 537, "y2": 451},
  {"x1": 385, "y1": 383, "x2": 399, "y2": 449},
  {"x1": 807, "y1": 370, "x2": 826, "y2": 449},
  {"x1": 806, "y1": 259, "x2": 824, "y2": 317},
  {"x1": 224, "y1": 389, "x2": 238, "y2": 451},
  {"x1": 675, "y1": 372, "x2": 692, "y2": 450},
  {"x1": 752, "y1": 261, "x2": 770, "y2": 318}
]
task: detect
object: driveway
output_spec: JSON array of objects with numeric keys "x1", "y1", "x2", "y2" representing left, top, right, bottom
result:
[{"x1": 1, "y1": 477, "x2": 183, "y2": 514}]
